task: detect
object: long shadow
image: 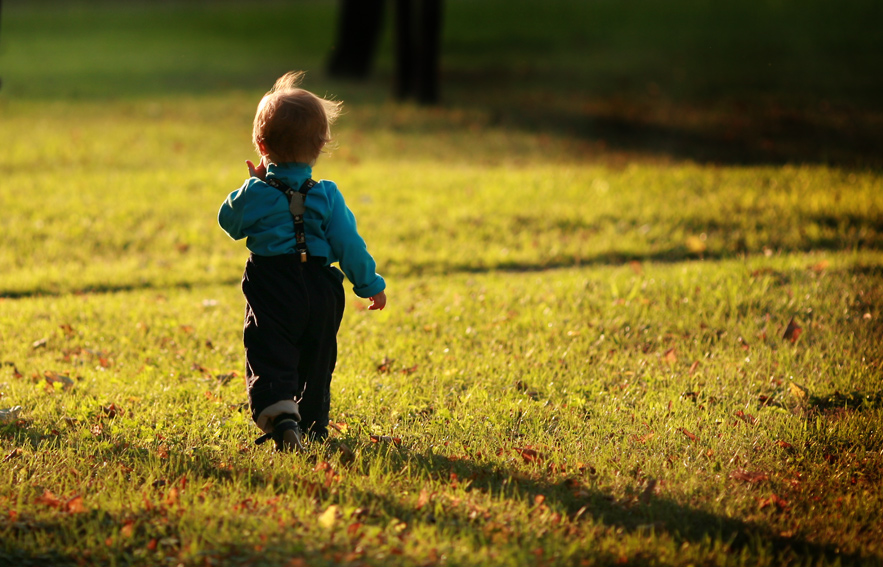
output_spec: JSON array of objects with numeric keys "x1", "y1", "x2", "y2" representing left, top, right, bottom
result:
[
  {"x1": 2, "y1": 423, "x2": 877, "y2": 566},
  {"x1": 0, "y1": 276, "x2": 243, "y2": 300},
  {"x1": 329, "y1": 445, "x2": 874, "y2": 566}
]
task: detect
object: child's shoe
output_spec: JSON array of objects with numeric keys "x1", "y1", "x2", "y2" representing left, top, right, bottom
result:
[{"x1": 255, "y1": 414, "x2": 306, "y2": 452}]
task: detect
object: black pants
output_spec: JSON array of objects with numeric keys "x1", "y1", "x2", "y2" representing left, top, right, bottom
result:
[{"x1": 242, "y1": 253, "x2": 345, "y2": 440}]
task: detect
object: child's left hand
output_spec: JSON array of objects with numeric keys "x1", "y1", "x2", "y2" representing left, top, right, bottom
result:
[
  {"x1": 246, "y1": 157, "x2": 267, "y2": 181},
  {"x1": 368, "y1": 291, "x2": 387, "y2": 311}
]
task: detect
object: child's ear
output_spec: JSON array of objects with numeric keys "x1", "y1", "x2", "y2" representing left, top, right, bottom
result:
[{"x1": 256, "y1": 140, "x2": 270, "y2": 157}]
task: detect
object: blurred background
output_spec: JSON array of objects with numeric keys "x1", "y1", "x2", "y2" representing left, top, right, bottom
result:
[{"x1": 1, "y1": 0, "x2": 882, "y2": 169}]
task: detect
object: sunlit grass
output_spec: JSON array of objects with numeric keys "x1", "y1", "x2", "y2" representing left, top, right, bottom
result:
[{"x1": 1, "y1": 0, "x2": 882, "y2": 566}]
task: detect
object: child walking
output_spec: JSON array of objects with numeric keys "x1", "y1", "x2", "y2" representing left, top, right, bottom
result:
[{"x1": 218, "y1": 71, "x2": 387, "y2": 452}]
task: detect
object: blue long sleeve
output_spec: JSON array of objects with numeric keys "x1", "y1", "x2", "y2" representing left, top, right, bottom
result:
[{"x1": 218, "y1": 163, "x2": 385, "y2": 298}]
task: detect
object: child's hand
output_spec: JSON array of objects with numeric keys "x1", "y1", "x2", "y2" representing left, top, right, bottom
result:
[
  {"x1": 368, "y1": 291, "x2": 387, "y2": 311},
  {"x1": 246, "y1": 157, "x2": 267, "y2": 181}
]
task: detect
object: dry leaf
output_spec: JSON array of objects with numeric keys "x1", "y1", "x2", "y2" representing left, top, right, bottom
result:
[
  {"x1": 783, "y1": 317, "x2": 802, "y2": 343},
  {"x1": 758, "y1": 493, "x2": 788, "y2": 510},
  {"x1": 513, "y1": 447, "x2": 544, "y2": 464},
  {"x1": 318, "y1": 505, "x2": 338, "y2": 529},
  {"x1": 729, "y1": 469, "x2": 769, "y2": 483},
  {"x1": 662, "y1": 348, "x2": 677, "y2": 365},
  {"x1": 66, "y1": 495, "x2": 85, "y2": 514},
  {"x1": 734, "y1": 410, "x2": 758, "y2": 425},
  {"x1": 35, "y1": 490, "x2": 62, "y2": 508},
  {"x1": 416, "y1": 489, "x2": 432, "y2": 510},
  {"x1": 679, "y1": 428, "x2": 697, "y2": 442},
  {"x1": 788, "y1": 382, "x2": 809, "y2": 402}
]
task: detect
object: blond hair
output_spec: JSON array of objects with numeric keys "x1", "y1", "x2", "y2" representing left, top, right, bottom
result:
[{"x1": 252, "y1": 71, "x2": 342, "y2": 164}]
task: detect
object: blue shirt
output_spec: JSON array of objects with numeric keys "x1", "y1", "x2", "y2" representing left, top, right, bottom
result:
[{"x1": 218, "y1": 162, "x2": 386, "y2": 299}]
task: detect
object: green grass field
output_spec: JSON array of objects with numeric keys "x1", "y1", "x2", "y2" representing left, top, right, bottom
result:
[{"x1": 1, "y1": 1, "x2": 882, "y2": 566}]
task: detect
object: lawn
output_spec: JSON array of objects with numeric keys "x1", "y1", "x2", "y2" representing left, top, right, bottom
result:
[{"x1": 1, "y1": 1, "x2": 882, "y2": 566}]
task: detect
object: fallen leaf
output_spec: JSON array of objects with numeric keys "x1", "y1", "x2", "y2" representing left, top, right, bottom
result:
[
  {"x1": 416, "y1": 489, "x2": 433, "y2": 510},
  {"x1": 729, "y1": 469, "x2": 769, "y2": 483},
  {"x1": 376, "y1": 357, "x2": 394, "y2": 373},
  {"x1": 513, "y1": 447, "x2": 544, "y2": 464},
  {"x1": 35, "y1": 490, "x2": 63, "y2": 508},
  {"x1": 43, "y1": 371, "x2": 75, "y2": 391},
  {"x1": 662, "y1": 348, "x2": 677, "y2": 365},
  {"x1": 807, "y1": 260, "x2": 829, "y2": 274},
  {"x1": 688, "y1": 360, "x2": 700, "y2": 375},
  {"x1": 783, "y1": 317, "x2": 802, "y2": 343},
  {"x1": 788, "y1": 382, "x2": 809, "y2": 402},
  {"x1": 318, "y1": 505, "x2": 338, "y2": 529},
  {"x1": 734, "y1": 410, "x2": 758, "y2": 425},
  {"x1": 679, "y1": 428, "x2": 697, "y2": 442},
  {"x1": 66, "y1": 495, "x2": 85, "y2": 514},
  {"x1": 329, "y1": 421, "x2": 348, "y2": 434},
  {"x1": 758, "y1": 493, "x2": 788, "y2": 511}
]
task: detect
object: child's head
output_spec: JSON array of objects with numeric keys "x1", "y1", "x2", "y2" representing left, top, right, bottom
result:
[{"x1": 252, "y1": 71, "x2": 342, "y2": 165}]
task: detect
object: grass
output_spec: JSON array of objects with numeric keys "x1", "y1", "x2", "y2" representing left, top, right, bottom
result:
[{"x1": 1, "y1": 0, "x2": 882, "y2": 566}]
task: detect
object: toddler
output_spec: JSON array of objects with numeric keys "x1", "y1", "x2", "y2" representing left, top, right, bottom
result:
[{"x1": 219, "y1": 71, "x2": 387, "y2": 451}]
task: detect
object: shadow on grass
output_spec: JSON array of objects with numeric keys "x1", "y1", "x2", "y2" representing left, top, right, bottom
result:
[
  {"x1": 2, "y1": 426, "x2": 878, "y2": 566},
  {"x1": 334, "y1": 445, "x2": 873, "y2": 566}
]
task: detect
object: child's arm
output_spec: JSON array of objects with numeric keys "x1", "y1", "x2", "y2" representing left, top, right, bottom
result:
[{"x1": 321, "y1": 184, "x2": 386, "y2": 300}]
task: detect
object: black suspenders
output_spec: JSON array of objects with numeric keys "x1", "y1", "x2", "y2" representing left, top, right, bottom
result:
[{"x1": 265, "y1": 176, "x2": 317, "y2": 262}]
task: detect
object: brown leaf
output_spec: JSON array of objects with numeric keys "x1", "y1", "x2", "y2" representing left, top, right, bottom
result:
[
  {"x1": 376, "y1": 357, "x2": 394, "y2": 373},
  {"x1": 66, "y1": 495, "x2": 85, "y2": 514},
  {"x1": 734, "y1": 410, "x2": 758, "y2": 425},
  {"x1": 729, "y1": 469, "x2": 769, "y2": 483},
  {"x1": 688, "y1": 360, "x2": 700, "y2": 375},
  {"x1": 662, "y1": 348, "x2": 677, "y2": 365},
  {"x1": 513, "y1": 447, "x2": 544, "y2": 464},
  {"x1": 35, "y1": 490, "x2": 63, "y2": 508},
  {"x1": 807, "y1": 260, "x2": 829, "y2": 274},
  {"x1": 758, "y1": 493, "x2": 788, "y2": 511},
  {"x1": 43, "y1": 371, "x2": 75, "y2": 391},
  {"x1": 120, "y1": 520, "x2": 136, "y2": 538},
  {"x1": 416, "y1": 489, "x2": 432, "y2": 510},
  {"x1": 164, "y1": 487, "x2": 179, "y2": 507},
  {"x1": 679, "y1": 428, "x2": 697, "y2": 442},
  {"x1": 783, "y1": 317, "x2": 802, "y2": 343}
]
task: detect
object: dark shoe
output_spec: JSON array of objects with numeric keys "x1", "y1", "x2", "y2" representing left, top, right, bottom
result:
[
  {"x1": 273, "y1": 418, "x2": 306, "y2": 452},
  {"x1": 254, "y1": 414, "x2": 306, "y2": 452}
]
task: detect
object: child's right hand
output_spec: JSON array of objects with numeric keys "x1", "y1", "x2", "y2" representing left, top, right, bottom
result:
[
  {"x1": 246, "y1": 156, "x2": 267, "y2": 181},
  {"x1": 368, "y1": 291, "x2": 387, "y2": 311}
]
